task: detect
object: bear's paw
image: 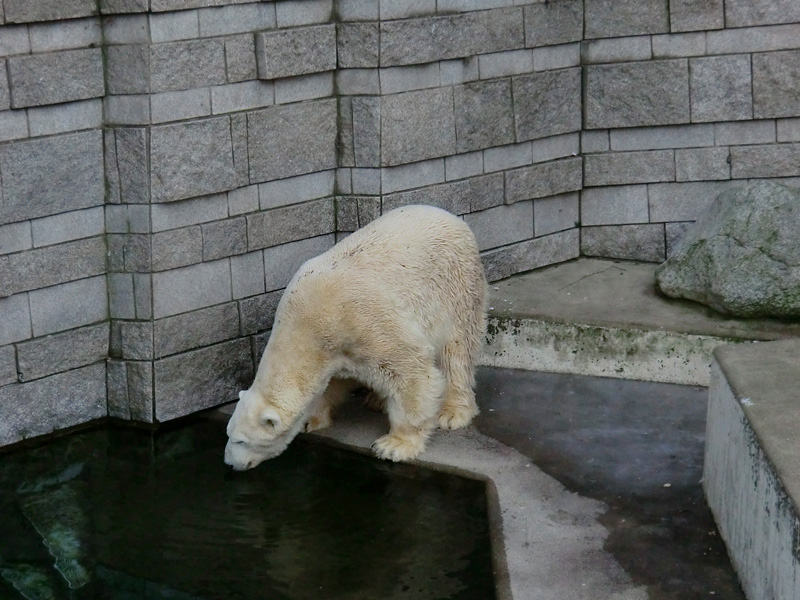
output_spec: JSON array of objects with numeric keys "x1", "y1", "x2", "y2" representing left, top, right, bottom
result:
[
  {"x1": 437, "y1": 403, "x2": 478, "y2": 430},
  {"x1": 371, "y1": 433, "x2": 426, "y2": 462}
]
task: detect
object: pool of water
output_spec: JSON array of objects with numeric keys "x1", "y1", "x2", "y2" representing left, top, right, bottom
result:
[{"x1": 0, "y1": 417, "x2": 495, "y2": 600}]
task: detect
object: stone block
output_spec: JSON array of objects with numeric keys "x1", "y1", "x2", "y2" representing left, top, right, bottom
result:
[
  {"x1": 338, "y1": 0, "x2": 378, "y2": 20},
  {"x1": 247, "y1": 198, "x2": 335, "y2": 250},
  {"x1": 102, "y1": 13, "x2": 149, "y2": 44},
  {"x1": 581, "y1": 224, "x2": 666, "y2": 262},
  {"x1": 352, "y1": 97, "x2": 381, "y2": 167},
  {"x1": 0, "y1": 131, "x2": 103, "y2": 225},
  {"x1": 338, "y1": 23, "x2": 378, "y2": 69},
  {"x1": 152, "y1": 259, "x2": 232, "y2": 320},
  {"x1": 275, "y1": 0, "x2": 332, "y2": 26},
  {"x1": 670, "y1": 0, "x2": 723, "y2": 32},
  {"x1": 256, "y1": 25, "x2": 336, "y2": 80},
  {"x1": 481, "y1": 229, "x2": 579, "y2": 282},
  {"x1": 441, "y1": 56, "x2": 479, "y2": 85},
  {"x1": 469, "y1": 174, "x2": 506, "y2": 212},
  {"x1": 150, "y1": 117, "x2": 236, "y2": 203},
  {"x1": 104, "y1": 94, "x2": 151, "y2": 126},
  {"x1": 534, "y1": 192, "x2": 580, "y2": 237},
  {"x1": 259, "y1": 171, "x2": 335, "y2": 211},
  {"x1": 31, "y1": 206, "x2": 104, "y2": 248},
  {"x1": 464, "y1": 202, "x2": 533, "y2": 252},
  {"x1": 239, "y1": 291, "x2": 282, "y2": 335},
  {"x1": 0, "y1": 60, "x2": 9, "y2": 109},
  {"x1": 0, "y1": 293, "x2": 31, "y2": 345},
  {"x1": 513, "y1": 68, "x2": 581, "y2": 141},
  {"x1": 0, "y1": 24, "x2": 30, "y2": 56},
  {"x1": 27, "y1": 98, "x2": 103, "y2": 137},
  {"x1": 248, "y1": 99, "x2": 338, "y2": 183},
  {"x1": 28, "y1": 275, "x2": 107, "y2": 337},
  {"x1": 690, "y1": 55, "x2": 752, "y2": 123},
  {"x1": 133, "y1": 273, "x2": 152, "y2": 320},
  {"x1": 477, "y1": 49, "x2": 532, "y2": 80},
  {"x1": 676, "y1": 148, "x2": 730, "y2": 182},
  {"x1": 152, "y1": 88, "x2": 212, "y2": 124},
  {"x1": 581, "y1": 185, "x2": 649, "y2": 226},
  {"x1": 378, "y1": 63, "x2": 439, "y2": 96},
  {"x1": 106, "y1": 44, "x2": 149, "y2": 95},
  {"x1": 149, "y1": 11, "x2": 200, "y2": 43},
  {"x1": 380, "y1": 8, "x2": 524, "y2": 67},
  {"x1": 381, "y1": 159, "x2": 445, "y2": 194},
  {"x1": 228, "y1": 185, "x2": 259, "y2": 216},
  {"x1": 150, "y1": 0, "x2": 258, "y2": 10},
  {"x1": 582, "y1": 130, "x2": 609, "y2": 153},
  {"x1": 150, "y1": 38, "x2": 226, "y2": 93},
  {"x1": 126, "y1": 360, "x2": 153, "y2": 422},
  {"x1": 584, "y1": 0, "x2": 668, "y2": 39},
  {"x1": 585, "y1": 60, "x2": 690, "y2": 129},
  {"x1": 4, "y1": 0, "x2": 97, "y2": 23},
  {"x1": 263, "y1": 234, "x2": 334, "y2": 292},
  {"x1": 648, "y1": 180, "x2": 739, "y2": 222},
  {"x1": 352, "y1": 168, "x2": 382, "y2": 194},
  {"x1": 154, "y1": 338, "x2": 254, "y2": 422},
  {"x1": 714, "y1": 120, "x2": 776, "y2": 146},
  {"x1": 524, "y1": 0, "x2": 583, "y2": 48},
  {"x1": 0, "y1": 237, "x2": 106, "y2": 298},
  {"x1": 380, "y1": 0, "x2": 433, "y2": 20},
  {"x1": 381, "y1": 87, "x2": 456, "y2": 166},
  {"x1": 610, "y1": 124, "x2": 714, "y2": 151},
  {"x1": 778, "y1": 119, "x2": 800, "y2": 143},
  {"x1": 533, "y1": 43, "x2": 581, "y2": 72},
  {"x1": 336, "y1": 197, "x2": 359, "y2": 232},
  {"x1": 274, "y1": 71, "x2": 333, "y2": 105},
  {"x1": 0, "y1": 110, "x2": 27, "y2": 143},
  {"x1": 150, "y1": 194, "x2": 228, "y2": 233},
  {"x1": 0, "y1": 363, "x2": 106, "y2": 447},
  {"x1": 108, "y1": 272, "x2": 135, "y2": 319},
  {"x1": 531, "y1": 133, "x2": 581, "y2": 164},
  {"x1": 151, "y1": 226, "x2": 203, "y2": 271},
  {"x1": 753, "y1": 51, "x2": 800, "y2": 120},
  {"x1": 202, "y1": 217, "x2": 247, "y2": 261},
  {"x1": 198, "y1": 3, "x2": 275, "y2": 37},
  {"x1": 113, "y1": 127, "x2": 150, "y2": 204},
  {"x1": 730, "y1": 144, "x2": 800, "y2": 179},
  {"x1": 581, "y1": 37, "x2": 652, "y2": 64},
  {"x1": 230, "y1": 113, "x2": 249, "y2": 187},
  {"x1": 16, "y1": 323, "x2": 109, "y2": 379},
  {"x1": 454, "y1": 80, "x2": 514, "y2": 153},
  {"x1": 0, "y1": 221, "x2": 31, "y2": 255},
  {"x1": 211, "y1": 80, "x2": 272, "y2": 115},
  {"x1": 707, "y1": 24, "x2": 800, "y2": 56},
  {"x1": 225, "y1": 33, "x2": 257, "y2": 83},
  {"x1": 584, "y1": 150, "x2": 675, "y2": 187},
  {"x1": 651, "y1": 33, "x2": 707, "y2": 59},
  {"x1": 725, "y1": 0, "x2": 800, "y2": 27},
  {"x1": 154, "y1": 302, "x2": 240, "y2": 358},
  {"x1": 106, "y1": 359, "x2": 129, "y2": 419},
  {"x1": 483, "y1": 142, "x2": 532, "y2": 174},
  {"x1": 0, "y1": 345, "x2": 16, "y2": 386},
  {"x1": 8, "y1": 48, "x2": 103, "y2": 108},
  {"x1": 337, "y1": 69, "x2": 380, "y2": 96},
  {"x1": 384, "y1": 178, "x2": 466, "y2": 215},
  {"x1": 506, "y1": 157, "x2": 583, "y2": 204},
  {"x1": 231, "y1": 250, "x2": 265, "y2": 299},
  {"x1": 445, "y1": 151, "x2": 483, "y2": 182},
  {"x1": 666, "y1": 222, "x2": 692, "y2": 256}
]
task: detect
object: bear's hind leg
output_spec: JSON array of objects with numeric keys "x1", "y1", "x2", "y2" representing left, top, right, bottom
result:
[
  {"x1": 437, "y1": 341, "x2": 479, "y2": 430},
  {"x1": 371, "y1": 363, "x2": 446, "y2": 462},
  {"x1": 306, "y1": 377, "x2": 358, "y2": 432}
]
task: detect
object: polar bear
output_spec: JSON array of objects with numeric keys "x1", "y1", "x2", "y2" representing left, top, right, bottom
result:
[{"x1": 224, "y1": 205, "x2": 487, "y2": 470}]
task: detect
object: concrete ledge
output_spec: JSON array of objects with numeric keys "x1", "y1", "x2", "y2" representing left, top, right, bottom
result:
[
  {"x1": 704, "y1": 339, "x2": 800, "y2": 600},
  {"x1": 483, "y1": 259, "x2": 800, "y2": 386}
]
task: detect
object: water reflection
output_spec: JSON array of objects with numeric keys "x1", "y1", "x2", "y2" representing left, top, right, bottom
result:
[{"x1": 0, "y1": 418, "x2": 494, "y2": 600}]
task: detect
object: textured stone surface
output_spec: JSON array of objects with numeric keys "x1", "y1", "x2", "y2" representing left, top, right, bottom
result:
[
  {"x1": 381, "y1": 88, "x2": 456, "y2": 166},
  {"x1": 256, "y1": 24, "x2": 336, "y2": 79},
  {"x1": 202, "y1": 217, "x2": 247, "y2": 261},
  {"x1": 690, "y1": 55, "x2": 752, "y2": 123},
  {"x1": 0, "y1": 363, "x2": 106, "y2": 447},
  {"x1": 154, "y1": 338, "x2": 253, "y2": 422},
  {"x1": 585, "y1": 60, "x2": 689, "y2": 129},
  {"x1": 0, "y1": 237, "x2": 106, "y2": 298},
  {"x1": 0, "y1": 294, "x2": 32, "y2": 346},
  {"x1": 351, "y1": 97, "x2": 381, "y2": 167},
  {"x1": 151, "y1": 227, "x2": 202, "y2": 271},
  {"x1": 28, "y1": 276, "x2": 108, "y2": 337},
  {"x1": 454, "y1": 80, "x2": 514, "y2": 153},
  {"x1": 581, "y1": 185, "x2": 649, "y2": 226},
  {"x1": 0, "y1": 131, "x2": 104, "y2": 224},
  {"x1": 524, "y1": 0, "x2": 583, "y2": 48},
  {"x1": 481, "y1": 229, "x2": 579, "y2": 282},
  {"x1": 730, "y1": 144, "x2": 800, "y2": 179},
  {"x1": 584, "y1": 0, "x2": 668, "y2": 38},
  {"x1": 656, "y1": 182, "x2": 800, "y2": 318},
  {"x1": 464, "y1": 202, "x2": 534, "y2": 252},
  {"x1": 534, "y1": 193, "x2": 580, "y2": 237},
  {"x1": 670, "y1": 0, "x2": 724, "y2": 32},
  {"x1": 239, "y1": 291, "x2": 282, "y2": 335},
  {"x1": 152, "y1": 259, "x2": 232, "y2": 319},
  {"x1": 506, "y1": 158, "x2": 583, "y2": 204},
  {"x1": 8, "y1": 48, "x2": 103, "y2": 107},
  {"x1": 383, "y1": 174, "x2": 502, "y2": 215},
  {"x1": 114, "y1": 127, "x2": 150, "y2": 204},
  {"x1": 248, "y1": 99, "x2": 338, "y2": 182},
  {"x1": 150, "y1": 38, "x2": 226, "y2": 92},
  {"x1": 513, "y1": 68, "x2": 582, "y2": 141},
  {"x1": 0, "y1": 345, "x2": 16, "y2": 386},
  {"x1": 247, "y1": 198, "x2": 335, "y2": 250},
  {"x1": 262, "y1": 234, "x2": 333, "y2": 292},
  {"x1": 4, "y1": 0, "x2": 97, "y2": 23},
  {"x1": 582, "y1": 224, "x2": 666, "y2": 262},
  {"x1": 154, "y1": 302, "x2": 240, "y2": 358},
  {"x1": 676, "y1": 148, "x2": 730, "y2": 182},
  {"x1": 16, "y1": 323, "x2": 108, "y2": 382},
  {"x1": 380, "y1": 8, "x2": 524, "y2": 67},
  {"x1": 725, "y1": 0, "x2": 800, "y2": 27},
  {"x1": 150, "y1": 117, "x2": 236, "y2": 203},
  {"x1": 337, "y1": 23, "x2": 379, "y2": 69},
  {"x1": 584, "y1": 150, "x2": 675, "y2": 186},
  {"x1": 753, "y1": 51, "x2": 800, "y2": 119}
]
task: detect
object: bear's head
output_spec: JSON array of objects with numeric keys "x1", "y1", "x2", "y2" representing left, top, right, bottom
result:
[{"x1": 224, "y1": 388, "x2": 306, "y2": 470}]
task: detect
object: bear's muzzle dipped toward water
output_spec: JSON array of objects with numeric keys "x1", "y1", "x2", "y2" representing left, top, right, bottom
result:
[{"x1": 224, "y1": 205, "x2": 488, "y2": 467}]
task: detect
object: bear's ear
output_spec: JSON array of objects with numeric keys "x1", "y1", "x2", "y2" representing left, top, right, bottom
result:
[
  {"x1": 238, "y1": 390, "x2": 246, "y2": 400},
  {"x1": 259, "y1": 407, "x2": 281, "y2": 430}
]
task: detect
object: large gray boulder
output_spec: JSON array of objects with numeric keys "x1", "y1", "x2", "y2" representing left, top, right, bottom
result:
[{"x1": 656, "y1": 181, "x2": 800, "y2": 319}]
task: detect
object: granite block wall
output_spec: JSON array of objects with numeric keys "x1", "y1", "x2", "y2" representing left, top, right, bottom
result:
[{"x1": 0, "y1": 0, "x2": 799, "y2": 446}]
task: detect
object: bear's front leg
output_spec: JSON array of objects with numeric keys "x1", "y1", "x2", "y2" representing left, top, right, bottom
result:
[{"x1": 370, "y1": 362, "x2": 446, "y2": 462}]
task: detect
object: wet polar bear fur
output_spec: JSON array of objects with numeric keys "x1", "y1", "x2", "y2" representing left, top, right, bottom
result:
[{"x1": 225, "y1": 205, "x2": 488, "y2": 470}]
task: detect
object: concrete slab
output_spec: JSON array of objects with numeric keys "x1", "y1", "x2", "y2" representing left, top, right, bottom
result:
[
  {"x1": 483, "y1": 259, "x2": 800, "y2": 385},
  {"x1": 704, "y1": 338, "x2": 800, "y2": 600}
]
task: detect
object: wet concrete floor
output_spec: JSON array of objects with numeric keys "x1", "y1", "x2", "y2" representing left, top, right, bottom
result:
[{"x1": 473, "y1": 366, "x2": 746, "y2": 600}]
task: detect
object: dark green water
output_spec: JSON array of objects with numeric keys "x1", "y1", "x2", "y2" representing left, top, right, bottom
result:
[{"x1": 0, "y1": 417, "x2": 495, "y2": 600}]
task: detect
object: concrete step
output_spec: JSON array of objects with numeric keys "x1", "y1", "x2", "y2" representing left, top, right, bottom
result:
[{"x1": 483, "y1": 258, "x2": 800, "y2": 386}]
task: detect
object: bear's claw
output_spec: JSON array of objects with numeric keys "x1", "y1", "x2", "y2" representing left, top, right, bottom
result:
[
  {"x1": 371, "y1": 433, "x2": 425, "y2": 462},
  {"x1": 436, "y1": 405, "x2": 478, "y2": 430}
]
